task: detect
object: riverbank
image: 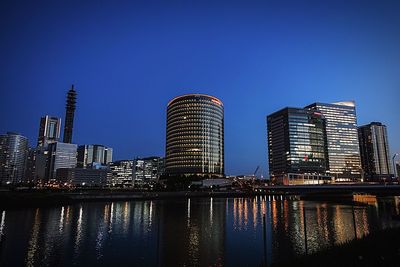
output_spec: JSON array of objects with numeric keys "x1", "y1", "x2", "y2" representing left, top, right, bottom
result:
[
  {"x1": 0, "y1": 190, "x2": 260, "y2": 209},
  {"x1": 272, "y1": 227, "x2": 400, "y2": 267},
  {"x1": 0, "y1": 184, "x2": 399, "y2": 209}
]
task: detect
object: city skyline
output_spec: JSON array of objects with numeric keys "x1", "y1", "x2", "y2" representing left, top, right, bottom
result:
[{"x1": 1, "y1": 1, "x2": 399, "y2": 176}]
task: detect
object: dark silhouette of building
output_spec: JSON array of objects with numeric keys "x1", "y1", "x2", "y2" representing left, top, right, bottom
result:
[
  {"x1": 358, "y1": 122, "x2": 393, "y2": 181},
  {"x1": 63, "y1": 85, "x2": 77, "y2": 143},
  {"x1": 267, "y1": 107, "x2": 330, "y2": 185},
  {"x1": 165, "y1": 94, "x2": 224, "y2": 178}
]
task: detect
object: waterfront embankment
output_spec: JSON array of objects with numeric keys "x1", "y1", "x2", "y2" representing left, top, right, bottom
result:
[{"x1": 0, "y1": 184, "x2": 399, "y2": 209}]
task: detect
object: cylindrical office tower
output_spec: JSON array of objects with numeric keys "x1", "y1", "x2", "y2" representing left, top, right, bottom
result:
[{"x1": 166, "y1": 94, "x2": 224, "y2": 177}]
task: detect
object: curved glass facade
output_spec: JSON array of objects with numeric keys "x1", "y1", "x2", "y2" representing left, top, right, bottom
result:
[{"x1": 166, "y1": 94, "x2": 224, "y2": 177}]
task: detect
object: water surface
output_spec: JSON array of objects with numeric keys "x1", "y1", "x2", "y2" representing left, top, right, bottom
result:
[{"x1": 0, "y1": 196, "x2": 399, "y2": 266}]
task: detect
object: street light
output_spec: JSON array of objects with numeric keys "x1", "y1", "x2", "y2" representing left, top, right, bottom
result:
[{"x1": 393, "y1": 153, "x2": 399, "y2": 179}]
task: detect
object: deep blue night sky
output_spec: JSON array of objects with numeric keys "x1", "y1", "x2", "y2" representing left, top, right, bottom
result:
[{"x1": 0, "y1": 0, "x2": 399, "y2": 176}]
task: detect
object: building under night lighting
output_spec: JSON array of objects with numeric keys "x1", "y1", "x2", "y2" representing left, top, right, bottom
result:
[
  {"x1": 37, "y1": 115, "x2": 61, "y2": 147},
  {"x1": 306, "y1": 101, "x2": 362, "y2": 182},
  {"x1": 267, "y1": 107, "x2": 330, "y2": 185},
  {"x1": 77, "y1": 144, "x2": 113, "y2": 168},
  {"x1": 108, "y1": 160, "x2": 134, "y2": 187},
  {"x1": 133, "y1": 156, "x2": 165, "y2": 186},
  {"x1": 0, "y1": 132, "x2": 29, "y2": 184},
  {"x1": 46, "y1": 142, "x2": 77, "y2": 181},
  {"x1": 358, "y1": 122, "x2": 393, "y2": 181},
  {"x1": 165, "y1": 94, "x2": 224, "y2": 178}
]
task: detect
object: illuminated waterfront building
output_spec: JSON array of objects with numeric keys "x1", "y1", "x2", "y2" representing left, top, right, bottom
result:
[
  {"x1": 108, "y1": 160, "x2": 134, "y2": 187},
  {"x1": 56, "y1": 168, "x2": 108, "y2": 186},
  {"x1": 306, "y1": 101, "x2": 362, "y2": 182},
  {"x1": 0, "y1": 132, "x2": 29, "y2": 184},
  {"x1": 47, "y1": 142, "x2": 77, "y2": 181},
  {"x1": 37, "y1": 115, "x2": 61, "y2": 147},
  {"x1": 358, "y1": 122, "x2": 393, "y2": 181},
  {"x1": 165, "y1": 94, "x2": 224, "y2": 177},
  {"x1": 267, "y1": 107, "x2": 330, "y2": 185},
  {"x1": 133, "y1": 156, "x2": 164, "y2": 186}
]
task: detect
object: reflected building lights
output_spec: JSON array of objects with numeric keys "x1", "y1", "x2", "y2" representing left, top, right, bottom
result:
[
  {"x1": 65, "y1": 206, "x2": 71, "y2": 224},
  {"x1": 283, "y1": 200, "x2": 289, "y2": 231},
  {"x1": 361, "y1": 208, "x2": 369, "y2": 237},
  {"x1": 210, "y1": 198, "x2": 213, "y2": 225},
  {"x1": 187, "y1": 198, "x2": 191, "y2": 219},
  {"x1": 59, "y1": 207, "x2": 64, "y2": 233},
  {"x1": 122, "y1": 202, "x2": 130, "y2": 234},
  {"x1": 149, "y1": 200, "x2": 153, "y2": 227},
  {"x1": 0, "y1": 211, "x2": 5, "y2": 241},
  {"x1": 109, "y1": 203, "x2": 114, "y2": 233},
  {"x1": 244, "y1": 198, "x2": 248, "y2": 227},
  {"x1": 74, "y1": 206, "x2": 83, "y2": 256},
  {"x1": 26, "y1": 209, "x2": 40, "y2": 267},
  {"x1": 253, "y1": 198, "x2": 258, "y2": 229}
]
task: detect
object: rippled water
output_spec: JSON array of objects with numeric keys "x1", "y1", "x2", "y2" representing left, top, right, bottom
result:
[{"x1": 0, "y1": 196, "x2": 399, "y2": 266}]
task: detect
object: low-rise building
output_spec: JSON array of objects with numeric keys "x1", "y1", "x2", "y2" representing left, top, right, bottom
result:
[{"x1": 56, "y1": 168, "x2": 108, "y2": 187}]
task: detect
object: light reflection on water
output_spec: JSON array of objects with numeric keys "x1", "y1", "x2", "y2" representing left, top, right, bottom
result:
[{"x1": 0, "y1": 196, "x2": 399, "y2": 266}]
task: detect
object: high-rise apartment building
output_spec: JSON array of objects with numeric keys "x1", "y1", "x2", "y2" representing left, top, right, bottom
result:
[
  {"x1": 47, "y1": 142, "x2": 77, "y2": 181},
  {"x1": 37, "y1": 115, "x2": 61, "y2": 147},
  {"x1": 0, "y1": 132, "x2": 29, "y2": 184},
  {"x1": 77, "y1": 144, "x2": 113, "y2": 168},
  {"x1": 306, "y1": 101, "x2": 362, "y2": 182},
  {"x1": 358, "y1": 122, "x2": 393, "y2": 181},
  {"x1": 267, "y1": 108, "x2": 330, "y2": 185},
  {"x1": 63, "y1": 85, "x2": 77, "y2": 143},
  {"x1": 165, "y1": 94, "x2": 224, "y2": 178}
]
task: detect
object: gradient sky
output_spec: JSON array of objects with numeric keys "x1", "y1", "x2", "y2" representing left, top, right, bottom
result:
[{"x1": 1, "y1": 0, "x2": 399, "y2": 176}]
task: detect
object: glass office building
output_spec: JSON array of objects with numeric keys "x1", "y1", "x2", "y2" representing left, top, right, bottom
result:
[
  {"x1": 165, "y1": 94, "x2": 224, "y2": 177},
  {"x1": 267, "y1": 108, "x2": 330, "y2": 185},
  {"x1": 306, "y1": 101, "x2": 362, "y2": 182},
  {"x1": 108, "y1": 160, "x2": 134, "y2": 187},
  {"x1": 0, "y1": 132, "x2": 29, "y2": 184},
  {"x1": 133, "y1": 156, "x2": 165, "y2": 186},
  {"x1": 47, "y1": 142, "x2": 77, "y2": 181},
  {"x1": 358, "y1": 122, "x2": 393, "y2": 181},
  {"x1": 77, "y1": 144, "x2": 113, "y2": 168},
  {"x1": 37, "y1": 115, "x2": 61, "y2": 147}
]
